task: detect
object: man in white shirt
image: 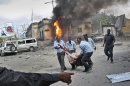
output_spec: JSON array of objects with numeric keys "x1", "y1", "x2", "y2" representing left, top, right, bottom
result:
[
  {"x1": 54, "y1": 36, "x2": 67, "y2": 72},
  {"x1": 66, "y1": 37, "x2": 76, "y2": 70}
]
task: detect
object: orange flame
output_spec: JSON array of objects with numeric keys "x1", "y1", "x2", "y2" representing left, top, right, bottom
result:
[{"x1": 54, "y1": 20, "x2": 62, "y2": 37}]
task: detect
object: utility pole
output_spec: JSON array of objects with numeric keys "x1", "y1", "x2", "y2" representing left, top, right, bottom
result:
[
  {"x1": 44, "y1": 0, "x2": 54, "y2": 9},
  {"x1": 31, "y1": 9, "x2": 34, "y2": 23}
]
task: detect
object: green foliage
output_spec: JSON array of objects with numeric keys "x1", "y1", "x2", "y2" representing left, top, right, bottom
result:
[
  {"x1": 97, "y1": 13, "x2": 110, "y2": 25},
  {"x1": 0, "y1": 38, "x2": 3, "y2": 43}
]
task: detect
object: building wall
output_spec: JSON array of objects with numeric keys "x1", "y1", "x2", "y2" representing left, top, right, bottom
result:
[
  {"x1": 44, "y1": 25, "x2": 52, "y2": 40},
  {"x1": 43, "y1": 19, "x2": 52, "y2": 40},
  {"x1": 38, "y1": 19, "x2": 52, "y2": 41},
  {"x1": 26, "y1": 25, "x2": 32, "y2": 38},
  {"x1": 32, "y1": 24, "x2": 38, "y2": 39},
  {"x1": 123, "y1": 19, "x2": 130, "y2": 33},
  {"x1": 122, "y1": 19, "x2": 130, "y2": 37},
  {"x1": 26, "y1": 23, "x2": 38, "y2": 39},
  {"x1": 63, "y1": 21, "x2": 92, "y2": 41},
  {"x1": 76, "y1": 22, "x2": 92, "y2": 37},
  {"x1": 26, "y1": 29, "x2": 32, "y2": 38}
]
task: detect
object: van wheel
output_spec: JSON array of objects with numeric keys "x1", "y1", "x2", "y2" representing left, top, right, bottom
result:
[{"x1": 29, "y1": 47, "x2": 35, "y2": 52}]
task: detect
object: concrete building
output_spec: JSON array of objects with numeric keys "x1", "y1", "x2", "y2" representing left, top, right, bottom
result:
[
  {"x1": 38, "y1": 18, "x2": 52, "y2": 41},
  {"x1": 122, "y1": 19, "x2": 130, "y2": 37},
  {"x1": 63, "y1": 20, "x2": 92, "y2": 41},
  {"x1": 26, "y1": 22, "x2": 38, "y2": 39},
  {"x1": 26, "y1": 18, "x2": 53, "y2": 48},
  {"x1": 26, "y1": 18, "x2": 52, "y2": 40}
]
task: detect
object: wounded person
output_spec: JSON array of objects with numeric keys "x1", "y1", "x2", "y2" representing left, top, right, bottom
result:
[{"x1": 0, "y1": 67, "x2": 74, "y2": 86}]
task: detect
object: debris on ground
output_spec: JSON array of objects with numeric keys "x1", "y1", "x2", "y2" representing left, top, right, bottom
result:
[{"x1": 106, "y1": 72, "x2": 130, "y2": 83}]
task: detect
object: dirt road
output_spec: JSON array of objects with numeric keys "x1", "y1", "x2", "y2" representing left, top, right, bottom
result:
[{"x1": 0, "y1": 40, "x2": 130, "y2": 86}]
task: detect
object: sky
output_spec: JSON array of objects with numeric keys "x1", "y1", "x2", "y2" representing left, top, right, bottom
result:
[
  {"x1": 0, "y1": 0, "x2": 56, "y2": 28},
  {"x1": 0, "y1": 0, "x2": 130, "y2": 28},
  {"x1": 101, "y1": 1, "x2": 130, "y2": 17}
]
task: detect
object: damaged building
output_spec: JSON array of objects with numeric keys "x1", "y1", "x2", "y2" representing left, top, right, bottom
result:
[{"x1": 26, "y1": 18, "x2": 53, "y2": 47}]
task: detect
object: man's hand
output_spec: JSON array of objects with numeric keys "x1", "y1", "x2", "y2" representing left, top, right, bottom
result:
[
  {"x1": 59, "y1": 72, "x2": 74, "y2": 85},
  {"x1": 55, "y1": 46, "x2": 60, "y2": 49}
]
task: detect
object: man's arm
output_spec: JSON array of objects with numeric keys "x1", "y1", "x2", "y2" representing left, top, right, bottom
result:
[
  {"x1": 39, "y1": 72, "x2": 74, "y2": 85},
  {"x1": 90, "y1": 38, "x2": 96, "y2": 50},
  {"x1": 66, "y1": 42, "x2": 69, "y2": 49},
  {"x1": 103, "y1": 35, "x2": 106, "y2": 47},
  {"x1": 0, "y1": 67, "x2": 74, "y2": 86},
  {"x1": 79, "y1": 45, "x2": 84, "y2": 55},
  {"x1": 113, "y1": 35, "x2": 115, "y2": 43},
  {"x1": 73, "y1": 41, "x2": 77, "y2": 51}
]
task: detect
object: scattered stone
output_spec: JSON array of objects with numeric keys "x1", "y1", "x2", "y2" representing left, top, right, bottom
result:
[
  {"x1": 4, "y1": 59, "x2": 8, "y2": 61},
  {"x1": 25, "y1": 56, "x2": 30, "y2": 59},
  {"x1": 88, "y1": 81, "x2": 90, "y2": 83},
  {"x1": 43, "y1": 54, "x2": 47, "y2": 55},
  {"x1": 82, "y1": 77, "x2": 85, "y2": 79},
  {"x1": 49, "y1": 65, "x2": 53, "y2": 67},
  {"x1": 123, "y1": 66, "x2": 127, "y2": 68},
  {"x1": 128, "y1": 60, "x2": 130, "y2": 62},
  {"x1": 19, "y1": 56, "x2": 22, "y2": 58}
]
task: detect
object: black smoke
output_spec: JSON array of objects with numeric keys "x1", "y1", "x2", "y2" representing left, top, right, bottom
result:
[{"x1": 53, "y1": 0, "x2": 128, "y2": 27}]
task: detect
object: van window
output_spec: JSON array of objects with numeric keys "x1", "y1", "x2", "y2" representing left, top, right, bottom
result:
[
  {"x1": 18, "y1": 40, "x2": 25, "y2": 45},
  {"x1": 26, "y1": 39, "x2": 36, "y2": 43},
  {"x1": 6, "y1": 43, "x2": 14, "y2": 46},
  {"x1": 2, "y1": 43, "x2": 5, "y2": 47}
]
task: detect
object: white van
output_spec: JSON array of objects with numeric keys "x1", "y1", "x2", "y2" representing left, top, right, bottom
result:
[{"x1": 16, "y1": 38, "x2": 38, "y2": 52}]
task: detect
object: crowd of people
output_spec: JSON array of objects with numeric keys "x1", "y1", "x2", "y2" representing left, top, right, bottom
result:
[
  {"x1": 54, "y1": 29, "x2": 115, "y2": 72},
  {"x1": 54, "y1": 33, "x2": 96, "y2": 72}
]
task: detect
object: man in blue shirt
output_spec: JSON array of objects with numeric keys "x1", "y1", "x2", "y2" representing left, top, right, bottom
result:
[
  {"x1": 54, "y1": 36, "x2": 67, "y2": 72},
  {"x1": 79, "y1": 35, "x2": 93, "y2": 72},
  {"x1": 83, "y1": 34, "x2": 96, "y2": 67},
  {"x1": 66, "y1": 37, "x2": 77, "y2": 70}
]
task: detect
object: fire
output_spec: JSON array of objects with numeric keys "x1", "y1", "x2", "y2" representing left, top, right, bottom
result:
[{"x1": 54, "y1": 20, "x2": 62, "y2": 37}]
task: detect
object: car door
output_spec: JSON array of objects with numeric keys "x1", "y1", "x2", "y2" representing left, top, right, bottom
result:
[
  {"x1": 25, "y1": 39, "x2": 37, "y2": 48},
  {"x1": 17, "y1": 40, "x2": 26, "y2": 51}
]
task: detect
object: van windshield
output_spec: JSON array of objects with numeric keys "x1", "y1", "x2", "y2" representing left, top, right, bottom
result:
[{"x1": 6, "y1": 43, "x2": 14, "y2": 46}]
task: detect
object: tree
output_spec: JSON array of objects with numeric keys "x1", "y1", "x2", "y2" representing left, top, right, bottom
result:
[
  {"x1": 97, "y1": 13, "x2": 110, "y2": 25},
  {"x1": 0, "y1": 38, "x2": 3, "y2": 43}
]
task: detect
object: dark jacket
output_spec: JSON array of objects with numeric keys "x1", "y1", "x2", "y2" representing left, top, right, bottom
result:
[
  {"x1": 104, "y1": 34, "x2": 115, "y2": 47},
  {"x1": 0, "y1": 67, "x2": 59, "y2": 86}
]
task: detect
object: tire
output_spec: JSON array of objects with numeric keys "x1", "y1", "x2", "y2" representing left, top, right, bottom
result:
[
  {"x1": 10, "y1": 45, "x2": 17, "y2": 52},
  {"x1": 29, "y1": 46, "x2": 35, "y2": 52}
]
